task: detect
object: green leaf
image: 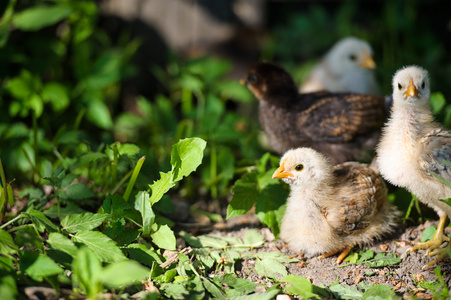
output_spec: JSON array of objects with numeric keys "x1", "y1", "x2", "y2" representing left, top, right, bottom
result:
[
  {"x1": 255, "y1": 184, "x2": 287, "y2": 238},
  {"x1": 127, "y1": 243, "x2": 164, "y2": 267},
  {"x1": 0, "y1": 257, "x2": 18, "y2": 299},
  {"x1": 242, "y1": 230, "x2": 265, "y2": 248},
  {"x1": 13, "y1": 5, "x2": 72, "y2": 31},
  {"x1": 171, "y1": 137, "x2": 207, "y2": 182},
  {"x1": 213, "y1": 274, "x2": 260, "y2": 297},
  {"x1": 329, "y1": 282, "x2": 363, "y2": 299},
  {"x1": 227, "y1": 172, "x2": 259, "y2": 219},
  {"x1": 254, "y1": 258, "x2": 287, "y2": 280},
  {"x1": 281, "y1": 275, "x2": 321, "y2": 299},
  {"x1": 20, "y1": 251, "x2": 64, "y2": 282},
  {"x1": 86, "y1": 100, "x2": 113, "y2": 129},
  {"x1": 0, "y1": 229, "x2": 18, "y2": 255},
  {"x1": 202, "y1": 277, "x2": 227, "y2": 300},
  {"x1": 430, "y1": 92, "x2": 446, "y2": 115},
  {"x1": 149, "y1": 171, "x2": 176, "y2": 205},
  {"x1": 25, "y1": 209, "x2": 58, "y2": 233},
  {"x1": 197, "y1": 235, "x2": 228, "y2": 249},
  {"x1": 160, "y1": 283, "x2": 190, "y2": 300},
  {"x1": 228, "y1": 289, "x2": 281, "y2": 300},
  {"x1": 47, "y1": 232, "x2": 78, "y2": 257},
  {"x1": 62, "y1": 213, "x2": 108, "y2": 233},
  {"x1": 72, "y1": 231, "x2": 125, "y2": 262},
  {"x1": 357, "y1": 249, "x2": 374, "y2": 263},
  {"x1": 134, "y1": 191, "x2": 155, "y2": 236},
  {"x1": 101, "y1": 260, "x2": 150, "y2": 288},
  {"x1": 255, "y1": 251, "x2": 298, "y2": 264},
  {"x1": 361, "y1": 285, "x2": 400, "y2": 299},
  {"x1": 151, "y1": 224, "x2": 176, "y2": 250},
  {"x1": 72, "y1": 246, "x2": 103, "y2": 299},
  {"x1": 42, "y1": 82, "x2": 70, "y2": 111},
  {"x1": 421, "y1": 225, "x2": 436, "y2": 242},
  {"x1": 365, "y1": 253, "x2": 401, "y2": 268},
  {"x1": 60, "y1": 183, "x2": 95, "y2": 200}
]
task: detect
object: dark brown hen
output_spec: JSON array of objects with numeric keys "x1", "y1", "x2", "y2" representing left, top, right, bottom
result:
[{"x1": 244, "y1": 62, "x2": 386, "y2": 164}]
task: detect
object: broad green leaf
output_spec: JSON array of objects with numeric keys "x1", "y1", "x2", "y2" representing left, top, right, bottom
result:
[
  {"x1": 197, "y1": 235, "x2": 228, "y2": 249},
  {"x1": 151, "y1": 224, "x2": 176, "y2": 250},
  {"x1": 217, "y1": 80, "x2": 253, "y2": 103},
  {"x1": 47, "y1": 232, "x2": 78, "y2": 257},
  {"x1": 13, "y1": 5, "x2": 72, "y2": 31},
  {"x1": 329, "y1": 283, "x2": 363, "y2": 299},
  {"x1": 134, "y1": 191, "x2": 155, "y2": 236},
  {"x1": 365, "y1": 253, "x2": 401, "y2": 268},
  {"x1": 86, "y1": 100, "x2": 113, "y2": 129},
  {"x1": 255, "y1": 251, "x2": 298, "y2": 264},
  {"x1": 254, "y1": 258, "x2": 287, "y2": 280},
  {"x1": 20, "y1": 251, "x2": 63, "y2": 282},
  {"x1": 361, "y1": 285, "x2": 400, "y2": 299},
  {"x1": 40, "y1": 160, "x2": 53, "y2": 179},
  {"x1": 0, "y1": 229, "x2": 18, "y2": 255},
  {"x1": 357, "y1": 250, "x2": 374, "y2": 263},
  {"x1": 226, "y1": 172, "x2": 259, "y2": 219},
  {"x1": 127, "y1": 243, "x2": 164, "y2": 267},
  {"x1": 202, "y1": 277, "x2": 227, "y2": 300},
  {"x1": 421, "y1": 225, "x2": 436, "y2": 242},
  {"x1": 72, "y1": 231, "x2": 125, "y2": 262},
  {"x1": 42, "y1": 82, "x2": 70, "y2": 111},
  {"x1": 149, "y1": 171, "x2": 175, "y2": 205},
  {"x1": 101, "y1": 260, "x2": 150, "y2": 288},
  {"x1": 255, "y1": 184, "x2": 287, "y2": 238},
  {"x1": 242, "y1": 230, "x2": 264, "y2": 248},
  {"x1": 60, "y1": 183, "x2": 95, "y2": 200},
  {"x1": 26, "y1": 209, "x2": 58, "y2": 233},
  {"x1": 228, "y1": 288, "x2": 281, "y2": 300},
  {"x1": 281, "y1": 275, "x2": 321, "y2": 299},
  {"x1": 160, "y1": 283, "x2": 190, "y2": 300},
  {"x1": 0, "y1": 257, "x2": 17, "y2": 299},
  {"x1": 14, "y1": 226, "x2": 43, "y2": 252},
  {"x1": 72, "y1": 246, "x2": 103, "y2": 299},
  {"x1": 171, "y1": 137, "x2": 207, "y2": 182},
  {"x1": 62, "y1": 212, "x2": 108, "y2": 233},
  {"x1": 213, "y1": 274, "x2": 260, "y2": 297}
]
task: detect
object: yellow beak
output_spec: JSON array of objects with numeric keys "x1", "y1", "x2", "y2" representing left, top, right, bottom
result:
[
  {"x1": 272, "y1": 161, "x2": 293, "y2": 179},
  {"x1": 239, "y1": 79, "x2": 247, "y2": 85},
  {"x1": 358, "y1": 50, "x2": 376, "y2": 69},
  {"x1": 403, "y1": 77, "x2": 420, "y2": 98}
]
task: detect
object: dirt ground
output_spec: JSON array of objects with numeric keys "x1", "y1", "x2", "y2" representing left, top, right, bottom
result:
[{"x1": 213, "y1": 215, "x2": 451, "y2": 298}]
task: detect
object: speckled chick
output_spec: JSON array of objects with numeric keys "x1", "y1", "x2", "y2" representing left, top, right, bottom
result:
[
  {"x1": 244, "y1": 62, "x2": 386, "y2": 164},
  {"x1": 273, "y1": 147, "x2": 399, "y2": 263},
  {"x1": 377, "y1": 65, "x2": 451, "y2": 267},
  {"x1": 300, "y1": 37, "x2": 380, "y2": 95}
]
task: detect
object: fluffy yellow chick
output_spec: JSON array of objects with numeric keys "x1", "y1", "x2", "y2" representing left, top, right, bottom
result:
[
  {"x1": 377, "y1": 65, "x2": 451, "y2": 267},
  {"x1": 273, "y1": 147, "x2": 399, "y2": 263}
]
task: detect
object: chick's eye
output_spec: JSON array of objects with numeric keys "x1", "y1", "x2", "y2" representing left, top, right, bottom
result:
[
  {"x1": 248, "y1": 74, "x2": 258, "y2": 83},
  {"x1": 349, "y1": 54, "x2": 357, "y2": 61},
  {"x1": 294, "y1": 164, "x2": 304, "y2": 171},
  {"x1": 421, "y1": 81, "x2": 425, "y2": 89},
  {"x1": 398, "y1": 83, "x2": 402, "y2": 90}
]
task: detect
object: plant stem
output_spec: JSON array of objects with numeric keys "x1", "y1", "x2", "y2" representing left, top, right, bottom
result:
[
  {"x1": 123, "y1": 156, "x2": 146, "y2": 202},
  {"x1": 0, "y1": 214, "x2": 25, "y2": 229}
]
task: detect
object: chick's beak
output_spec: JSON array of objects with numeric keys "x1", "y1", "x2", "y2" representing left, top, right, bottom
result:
[
  {"x1": 403, "y1": 77, "x2": 420, "y2": 98},
  {"x1": 272, "y1": 162, "x2": 294, "y2": 179},
  {"x1": 358, "y1": 50, "x2": 376, "y2": 69},
  {"x1": 239, "y1": 78, "x2": 247, "y2": 85}
]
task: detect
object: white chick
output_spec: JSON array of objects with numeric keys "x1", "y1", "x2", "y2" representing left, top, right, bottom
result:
[
  {"x1": 377, "y1": 65, "x2": 451, "y2": 267},
  {"x1": 273, "y1": 147, "x2": 399, "y2": 263},
  {"x1": 300, "y1": 37, "x2": 380, "y2": 95}
]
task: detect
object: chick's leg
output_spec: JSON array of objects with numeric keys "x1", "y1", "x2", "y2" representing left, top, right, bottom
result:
[
  {"x1": 408, "y1": 215, "x2": 450, "y2": 267},
  {"x1": 318, "y1": 246, "x2": 353, "y2": 264}
]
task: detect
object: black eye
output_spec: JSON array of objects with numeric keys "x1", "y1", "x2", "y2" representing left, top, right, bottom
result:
[
  {"x1": 248, "y1": 74, "x2": 258, "y2": 83},
  {"x1": 398, "y1": 83, "x2": 402, "y2": 90},
  {"x1": 349, "y1": 54, "x2": 357, "y2": 61},
  {"x1": 295, "y1": 164, "x2": 304, "y2": 171},
  {"x1": 421, "y1": 81, "x2": 425, "y2": 89}
]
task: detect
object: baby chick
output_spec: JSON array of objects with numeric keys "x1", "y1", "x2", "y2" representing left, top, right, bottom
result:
[
  {"x1": 244, "y1": 62, "x2": 386, "y2": 164},
  {"x1": 300, "y1": 37, "x2": 380, "y2": 95},
  {"x1": 273, "y1": 147, "x2": 399, "y2": 263},
  {"x1": 377, "y1": 65, "x2": 451, "y2": 267}
]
